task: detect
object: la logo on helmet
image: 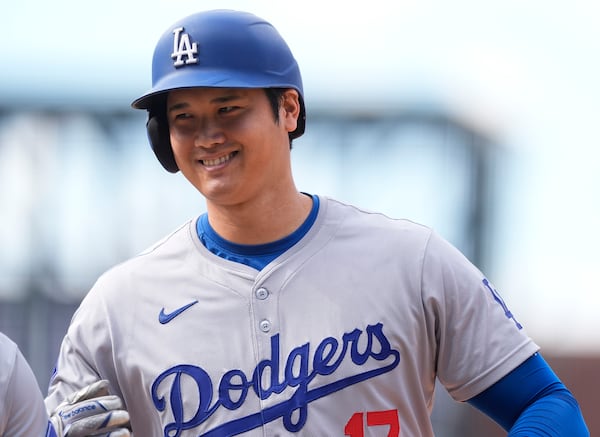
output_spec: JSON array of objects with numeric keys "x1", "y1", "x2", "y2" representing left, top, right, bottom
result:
[{"x1": 171, "y1": 27, "x2": 198, "y2": 67}]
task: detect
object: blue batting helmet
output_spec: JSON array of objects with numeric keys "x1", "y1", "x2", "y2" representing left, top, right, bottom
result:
[{"x1": 131, "y1": 9, "x2": 306, "y2": 173}]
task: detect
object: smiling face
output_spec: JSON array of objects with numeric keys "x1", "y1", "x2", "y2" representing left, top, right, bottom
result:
[{"x1": 166, "y1": 87, "x2": 300, "y2": 210}]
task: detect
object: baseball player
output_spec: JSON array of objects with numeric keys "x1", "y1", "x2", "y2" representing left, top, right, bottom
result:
[
  {"x1": 46, "y1": 9, "x2": 589, "y2": 436},
  {"x1": 0, "y1": 331, "x2": 48, "y2": 436}
]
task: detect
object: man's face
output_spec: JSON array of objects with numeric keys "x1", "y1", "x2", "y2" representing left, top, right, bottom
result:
[{"x1": 166, "y1": 87, "x2": 299, "y2": 208}]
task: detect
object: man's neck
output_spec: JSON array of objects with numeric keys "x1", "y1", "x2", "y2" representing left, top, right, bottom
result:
[{"x1": 206, "y1": 191, "x2": 313, "y2": 245}]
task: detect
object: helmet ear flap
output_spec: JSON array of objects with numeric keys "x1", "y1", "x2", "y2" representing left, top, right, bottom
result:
[{"x1": 147, "y1": 112, "x2": 179, "y2": 173}]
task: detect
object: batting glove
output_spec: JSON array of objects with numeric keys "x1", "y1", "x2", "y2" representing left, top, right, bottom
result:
[{"x1": 47, "y1": 380, "x2": 132, "y2": 437}]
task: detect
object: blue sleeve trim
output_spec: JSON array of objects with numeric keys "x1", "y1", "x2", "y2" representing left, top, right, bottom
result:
[{"x1": 467, "y1": 353, "x2": 588, "y2": 436}]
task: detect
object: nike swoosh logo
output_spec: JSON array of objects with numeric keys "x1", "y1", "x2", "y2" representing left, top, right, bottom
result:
[{"x1": 158, "y1": 300, "x2": 198, "y2": 324}]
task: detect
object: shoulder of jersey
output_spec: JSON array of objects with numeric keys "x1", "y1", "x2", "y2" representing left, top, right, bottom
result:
[
  {"x1": 136, "y1": 219, "x2": 196, "y2": 257},
  {"x1": 92, "y1": 219, "x2": 196, "y2": 284},
  {"x1": 327, "y1": 196, "x2": 433, "y2": 232}
]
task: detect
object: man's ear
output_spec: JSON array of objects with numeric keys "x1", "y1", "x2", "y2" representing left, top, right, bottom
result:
[{"x1": 281, "y1": 89, "x2": 301, "y2": 134}]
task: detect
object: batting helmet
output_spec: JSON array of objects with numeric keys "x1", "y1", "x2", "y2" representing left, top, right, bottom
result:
[{"x1": 131, "y1": 9, "x2": 306, "y2": 173}]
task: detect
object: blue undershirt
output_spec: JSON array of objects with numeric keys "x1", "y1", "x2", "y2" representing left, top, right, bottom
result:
[
  {"x1": 197, "y1": 194, "x2": 319, "y2": 271},
  {"x1": 196, "y1": 194, "x2": 588, "y2": 434},
  {"x1": 468, "y1": 353, "x2": 588, "y2": 435}
]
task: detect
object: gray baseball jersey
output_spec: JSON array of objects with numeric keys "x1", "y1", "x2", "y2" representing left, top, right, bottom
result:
[
  {"x1": 0, "y1": 332, "x2": 49, "y2": 437},
  {"x1": 46, "y1": 196, "x2": 538, "y2": 436}
]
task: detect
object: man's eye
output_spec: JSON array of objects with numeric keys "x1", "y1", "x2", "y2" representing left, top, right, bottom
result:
[
  {"x1": 219, "y1": 106, "x2": 238, "y2": 114},
  {"x1": 174, "y1": 113, "x2": 192, "y2": 120}
]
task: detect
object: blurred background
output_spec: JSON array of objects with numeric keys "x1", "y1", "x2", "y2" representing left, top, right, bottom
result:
[{"x1": 1, "y1": 0, "x2": 598, "y2": 435}]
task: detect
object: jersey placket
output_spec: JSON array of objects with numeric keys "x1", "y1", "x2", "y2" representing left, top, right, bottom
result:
[{"x1": 250, "y1": 279, "x2": 284, "y2": 434}]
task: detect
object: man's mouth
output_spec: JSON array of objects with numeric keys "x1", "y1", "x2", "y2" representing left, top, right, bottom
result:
[{"x1": 201, "y1": 152, "x2": 236, "y2": 167}]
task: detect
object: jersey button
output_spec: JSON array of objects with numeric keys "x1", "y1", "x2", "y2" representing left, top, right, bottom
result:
[
  {"x1": 255, "y1": 288, "x2": 269, "y2": 300},
  {"x1": 259, "y1": 319, "x2": 272, "y2": 332}
]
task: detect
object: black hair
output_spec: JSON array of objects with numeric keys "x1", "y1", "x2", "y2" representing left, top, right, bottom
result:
[{"x1": 264, "y1": 87, "x2": 294, "y2": 148}]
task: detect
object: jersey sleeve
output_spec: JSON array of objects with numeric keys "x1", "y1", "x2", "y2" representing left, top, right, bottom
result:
[
  {"x1": 420, "y1": 231, "x2": 539, "y2": 401},
  {"x1": 0, "y1": 333, "x2": 49, "y2": 437},
  {"x1": 45, "y1": 273, "x2": 126, "y2": 413}
]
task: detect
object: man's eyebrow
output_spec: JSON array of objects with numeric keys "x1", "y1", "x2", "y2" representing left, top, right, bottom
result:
[
  {"x1": 167, "y1": 93, "x2": 244, "y2": 113},
  {"x1": 167, "y1": 102, "x2": 189, "y2": 113},
  {"x1": 210, "y1": 93, "x2": 244, "y2": 104}
]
